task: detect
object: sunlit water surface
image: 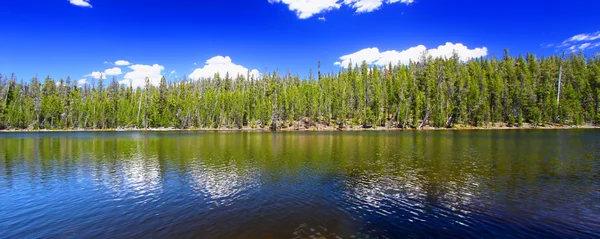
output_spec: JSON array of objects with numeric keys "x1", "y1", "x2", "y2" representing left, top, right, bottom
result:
[{"x1": 1, "y1": 130, "x2": 599, "y2": 238}]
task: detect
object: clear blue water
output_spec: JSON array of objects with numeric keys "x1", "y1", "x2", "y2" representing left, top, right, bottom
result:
[{"x1": 0, "y1": 130, "x2": 599, "y2": 238}]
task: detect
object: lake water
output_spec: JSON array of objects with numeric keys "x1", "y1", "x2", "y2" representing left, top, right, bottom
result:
[{"x1": 0, "y1": 130, "x2": 599, "y2": 238}]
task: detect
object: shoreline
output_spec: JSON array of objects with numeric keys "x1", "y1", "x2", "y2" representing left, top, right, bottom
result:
[{"x1": 0, "y1": 124, "x2": 598, "y2": 133}]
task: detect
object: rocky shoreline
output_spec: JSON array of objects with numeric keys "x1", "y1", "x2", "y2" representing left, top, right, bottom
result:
[{"x1": 0, "y1": 123, "x2": 598, "y2": 132}]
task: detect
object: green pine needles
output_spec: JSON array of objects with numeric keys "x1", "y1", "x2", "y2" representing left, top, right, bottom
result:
[{"x1": 1, "y1": 51, "x2": 599, "y2": 130}]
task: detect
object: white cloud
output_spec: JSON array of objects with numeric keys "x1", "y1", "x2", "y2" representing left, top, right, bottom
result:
[
  {"x1": 69, "y1": 0, "x2": 92, "y2": 8},
  {"x1": 344, "y1": 0, "x2": 413, "y2": 13},
  {"x1": 540, "y1": 43, "x2": 554, "y2": 48},
  {"x1": 428, "y1": 42, "x2": 487, "y2": 59},
  {"x1": 78, "y1": 79, "x2": 87, "y2": 85},
  {"x1": 552, "y1": 31, "x2": 600, "y2": 52},
  {"x1": 269, "y1": 0, "x2": 340, "y2": 19},
  {"x1": 104, "y1": 67, "x2": 122, "y2": 76},
  {"x1": 335, "y1": 42, "x2": 488, "y2": 67},
  {"x1": 335, "y1": 47, "x2": 384, "y2": 66},
  {"x1": 169, "y1": 70, "x2": 176, "y2": 75},
  {"x1": 123, "y1": 64, "x2": 165, "y2": 88},
  {"x1": 86, "y1": 72, "x2": 104, "y2": 79},
  {"x1": 85, "y1": 67, "x2": 122, "y2": 79},
  {"x1": 114, "y1": 60, "x2": 130, "y2": 66},
  {"x1": 565, "y1": 42, "x2": 595, "y2": 52},
  {"x1": 578, "y1": 43, "x2": 592, "y2": 50},
  {"x1": 318, "y1": 16, "x2": 326, "y2": 21},
  {"x1": 269, "y1": 0, "x2": 412, "y2": 19},
  {"x1": 189, "y1": 56, "x2": 259, "y2": 80},
  {"x1": 563, "y1": 31, "x2": 600, "y2": 43}
]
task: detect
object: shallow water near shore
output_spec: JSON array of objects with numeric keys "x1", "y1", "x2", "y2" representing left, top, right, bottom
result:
[{"x1": 1, "y1": 130, "x2": 599, "y2": 238}]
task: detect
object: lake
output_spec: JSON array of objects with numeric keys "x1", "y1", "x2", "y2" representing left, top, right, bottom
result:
[{"x1": 0, "y1": 130, "x2": 599, "y2": 238}]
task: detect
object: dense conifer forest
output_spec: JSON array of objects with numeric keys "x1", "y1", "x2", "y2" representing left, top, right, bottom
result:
[{"x1": 1, "y1": 50, "x2": 599, "y2": 130}]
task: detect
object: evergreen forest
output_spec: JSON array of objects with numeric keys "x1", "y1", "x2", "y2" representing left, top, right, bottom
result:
[{"x1": 1, "y1": 50, "x2": 599, "y2": 130}]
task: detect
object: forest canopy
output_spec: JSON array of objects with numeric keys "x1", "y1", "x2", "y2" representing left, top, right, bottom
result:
[{"x1": 1, "y1": 50, "x2": 599, "y2": 130}]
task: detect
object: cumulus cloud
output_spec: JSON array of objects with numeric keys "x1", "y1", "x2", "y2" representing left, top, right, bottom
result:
[
  {"x1": 189, "y1": 56, "x2": 259, "y2": 80},
  {"x1": 78, "y1": 79, "x2": 87, "y2": 85},
  {"x1": 69, "y1": 0, "x2": 92, "y2": 8},
  {"x1": 104, "y1": 67, "x2": 122, "y2": 76},
  {"x1": 123, "y1": 64, "x2": 165, "y2": 88},
  {"x1": 334, "y1": 42, "x2": 488, "y2": 67},
  {"x1": 268, "y1": 0, "x2": 340, "y2": 19},
  {"x1": 114, "y1": 60, "x2": 130, "y2": 66},
  {"x1": 335, "y1": 47, "x2": 383, "y2": 66},
  {"x1": 269, "y1": 0, "x2": 412, "y2": 19},
  {"x1": 86, "y1": 72, "x2": 103, "y2": 79},
  {"x1": 85, "y1": 67, "x2": 123, "y2": 79}
]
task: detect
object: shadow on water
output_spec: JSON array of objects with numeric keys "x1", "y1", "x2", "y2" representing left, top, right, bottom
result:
[{"x1": 0, "y1": 130, "x2": 599, "y2": 238}]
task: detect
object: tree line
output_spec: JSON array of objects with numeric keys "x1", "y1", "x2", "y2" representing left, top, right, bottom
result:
[{"x1": 1, "y1": 50, "x2": 599, "y2": 130}]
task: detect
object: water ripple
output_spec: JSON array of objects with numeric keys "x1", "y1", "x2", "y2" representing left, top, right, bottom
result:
[{"x1": 0, "y1": 131, "x2": 599, "y2": 238}]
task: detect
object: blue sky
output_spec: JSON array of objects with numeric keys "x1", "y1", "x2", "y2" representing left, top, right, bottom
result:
[{"x1": 1, "y1": 0, "x2": 599, "y2": 87}]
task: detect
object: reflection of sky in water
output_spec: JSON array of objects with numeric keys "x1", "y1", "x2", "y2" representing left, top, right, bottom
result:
[
  {"x1": 342, "y1": 172, "x2": 426, "y2": 220},
  {"x1": 187, "y1": 158, "x2": 260, "y2": 206},
  {"x1": 341, "y1": 164, "x2": 482, "y2": 227},
  {"x1": 92, "y1": 151, "x2": 163, "y2": 204},
  {"x1": 0, "y1": 131, "x2": 599, "y2": 238},
  {"x1": 121, "y1": 153, "x2": 162, "y2": 199}
]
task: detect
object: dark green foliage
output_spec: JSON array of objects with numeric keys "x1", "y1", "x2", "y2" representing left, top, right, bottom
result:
[{"x1": 0, "y1": 52, "x2": 599, "y2": 130}]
